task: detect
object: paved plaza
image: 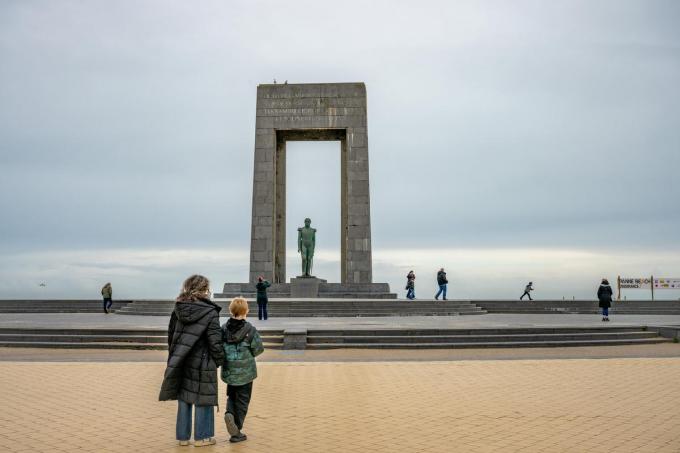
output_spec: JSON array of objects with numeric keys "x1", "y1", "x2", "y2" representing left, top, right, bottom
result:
[
  {"x1": 1, "y1": 312, "x2": 679, "y2": 451},
  {"x1": 1, "y1": 313, "x2": 680, "y2": 331},
  {"x1": 0, "y1": 357, "x2": 679, "y2": 452}
]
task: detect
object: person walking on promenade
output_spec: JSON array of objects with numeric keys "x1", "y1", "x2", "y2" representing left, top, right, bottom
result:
[
  {"x1": 520, "y1": 282, "x2": 534, "y2": 301},
  {"x1": 406, "y1": 270, "x2": 416, "y2": 300},
  {"x1": 255, "y1": 276, "x2": 270, "y2": 321},
  {"x1": 597, "y1": 278, "x2": 613, "y2": 322},
  {"x1": 435, "y1": 268, "x2": 448, "y2": 300},
  {"x1": 101, "y1": 282, "x2": 113, "y2": 313},
  {"x1": 221, "y1": 297, "x2": 264, "y2": 443},
  {"x1": 159, "y1": 275, "x2": 225, "y2": 447}
]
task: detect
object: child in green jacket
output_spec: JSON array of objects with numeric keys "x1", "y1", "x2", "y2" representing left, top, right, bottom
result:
[{"x1": 221, "y1": 297, "x2": 264, "y2": 443}]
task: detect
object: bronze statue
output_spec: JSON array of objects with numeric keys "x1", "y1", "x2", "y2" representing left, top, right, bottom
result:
[{"x1": 297, "y1": 218, "x2": 316, "y2": 277}]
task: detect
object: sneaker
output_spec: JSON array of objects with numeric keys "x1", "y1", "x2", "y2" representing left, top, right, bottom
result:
[
  {"x1": 602, "y1": 317, "x2": 606, "y2": 322},
  {"x1": 178, "y1": 440, "x2": 190, "y2": 447},
  {"x1": 224, "y1": 412, "x2": 240, "y2": 437},
  {"x1": 194, "y1": 438, "x2": 216, "y2": 447},
  {"x1": 230, "y1": 433, "x2": 248, "y2": 443}
]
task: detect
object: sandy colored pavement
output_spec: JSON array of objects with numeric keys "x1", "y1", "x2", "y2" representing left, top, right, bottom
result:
[
  {"x1": 1, "y1": 343, "x2": 680, "y2": 362},
  {"x1": 0, "y1": 358, "x2": 679, "y2": 452}
]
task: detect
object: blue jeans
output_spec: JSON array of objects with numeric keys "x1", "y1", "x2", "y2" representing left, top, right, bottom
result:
[
  {"x1": 176, "y1": 400, "x2": 214, "y2": 441},
  {"x1": 435, "y1": 284, "x2": 447, "y2": 299},
  {"x1": 602, "y1": 307, "x2": 609, "y2": 316},
  {"x1": 258, "y1": 301, "x2": 268, "y2": 320},
  {"x1": 406, "y1": 288, "x2": 415, "y2": 299}
]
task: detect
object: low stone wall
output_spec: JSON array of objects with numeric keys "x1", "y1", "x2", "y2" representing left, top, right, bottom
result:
[{"x1": 0, "y1": 299, "x2": 133, "y2": 313}]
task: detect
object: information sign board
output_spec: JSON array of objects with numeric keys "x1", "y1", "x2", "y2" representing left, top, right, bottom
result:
[{"x1": 619, "y1": 277, "x2": 652, "y2": 289}]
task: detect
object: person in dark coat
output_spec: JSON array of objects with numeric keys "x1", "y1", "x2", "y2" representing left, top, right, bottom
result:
[
  {"x1": 597, "y1": 278, "x2": 613, "y2": 322},
  {"x1": 435, "y1": 268, "x2": 448, "y2": 300},
  {"x1": 405, "y1": 271, "x2": 416, "y2": 300},
  {"x1": 520, "y1": 282, "x2": 534, "y2": 301},
  {"x1": 101, "y1": 283, "x2": 113, "y2": 313},
  {"x1": 255, "y1": 276, "x2": 271, "y2": 321},
  {"x1": 159, "y1": 274, "x2": 225, "y2": 447}
]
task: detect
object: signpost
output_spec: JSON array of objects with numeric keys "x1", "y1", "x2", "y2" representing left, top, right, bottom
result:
[{"x1": 618, "y1": 276, "x2": 680, "y2": 300}]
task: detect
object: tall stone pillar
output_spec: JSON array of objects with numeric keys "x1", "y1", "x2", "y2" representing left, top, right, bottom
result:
[{"x1": 248, "y1": 83, "x2": 372, "y2": 284}]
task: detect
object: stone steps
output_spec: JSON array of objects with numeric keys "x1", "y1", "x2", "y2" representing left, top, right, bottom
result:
[
  {"x1": 3, "y1": 299, "x2": 677, "y2": 315},
  {"x1": 0, "y1": 328, "x2": 284, "y2": 350},
  {"x1": 0, "y1": 300, "x2": 131, "y2": 313},
  {"x1": 307, "y1": 332, "x2": 659, "y2": 344},
  {"x1": 115, "y1": 299, "x2": 487, "y2": 317},
  {"x1": 475, "y1": 300, "x2": 680, "y2": 315},
  {"x1": 304, "y1": 338, "x2": 669, "y2": 349},
  {"x1": 303, "y1": 327, "x2": 671, "y2": 349},
  {"x1": 0, "y1": 327, "x2": 670, "y2": 350}
]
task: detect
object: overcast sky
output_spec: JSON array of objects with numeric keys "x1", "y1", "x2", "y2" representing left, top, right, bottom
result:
[{"x1": 1, "y1": 0, "x2": 679, "y2": 299}]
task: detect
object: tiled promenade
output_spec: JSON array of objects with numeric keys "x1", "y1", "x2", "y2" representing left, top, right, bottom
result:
[{"x1": 0, "y1": 358, "x2": 679, "y2": 452}]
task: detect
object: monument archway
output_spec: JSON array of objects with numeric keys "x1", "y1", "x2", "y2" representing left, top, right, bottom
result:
[{"x1": 249, "y1": 83, "x2": 372, "y2": 284}]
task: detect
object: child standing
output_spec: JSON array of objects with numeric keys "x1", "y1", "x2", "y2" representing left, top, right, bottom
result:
[{"x1": 221, "y1": 297, "x2": 264, "y2": 443}]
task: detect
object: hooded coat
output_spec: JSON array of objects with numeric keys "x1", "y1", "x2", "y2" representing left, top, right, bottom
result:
[
  {"x1": 221, "y1": 318, "x2": 264, "y2": 386},
  {"x1": 255, "y1": 280, "x2": 271, "y2": 303},
  {"x1": 597, "y1": 284, "x2": 613, "y2": 308},
  {"x1": 158, "y1": 299, "x2": 225, "y2": 406}
]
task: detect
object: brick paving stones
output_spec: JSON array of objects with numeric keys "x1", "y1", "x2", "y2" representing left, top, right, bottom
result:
[
  {"x1": 2, "y1": 343, "x2": 680, "y2": 363},
  {"x1": 0, "y1": 358, "x2": 678, "y2": 452}
]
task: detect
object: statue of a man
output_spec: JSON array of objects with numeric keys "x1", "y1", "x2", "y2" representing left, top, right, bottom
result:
[{"x1": 297, "y1": 217, "x2": 316, "y2": 277}]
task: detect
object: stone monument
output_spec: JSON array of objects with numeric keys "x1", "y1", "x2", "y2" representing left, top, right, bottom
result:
[{"x1": 217, "y1": 82, "x2": 395, "y2": 299}]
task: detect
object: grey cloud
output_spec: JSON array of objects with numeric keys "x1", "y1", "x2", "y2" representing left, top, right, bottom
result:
[{"x1": 1, "y1": 1, "x2": 679, "y2": 295}]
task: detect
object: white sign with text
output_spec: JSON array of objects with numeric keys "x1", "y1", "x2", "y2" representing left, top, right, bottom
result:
[{"x1": 619, "y1": 277, "x2": 652, "y2": 289}]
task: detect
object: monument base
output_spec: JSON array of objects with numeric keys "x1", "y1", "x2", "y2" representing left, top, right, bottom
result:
[
  {"x1": 216, "y1": 281, "x2": 396, "y2": 299},
  {"x1": 290, "y1": 277, "x2": 326, "y2": 298}
]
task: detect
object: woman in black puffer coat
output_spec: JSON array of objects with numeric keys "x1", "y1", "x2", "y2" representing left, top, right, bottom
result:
[
  {"x1": 597, "y1": 278, "x2": 613, "y2": 322},
  {"x1": 159, "y1": 275, "x2": 225, "y2": 447}
]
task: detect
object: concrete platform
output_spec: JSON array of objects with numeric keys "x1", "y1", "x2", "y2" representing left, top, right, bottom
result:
[
  {"x1": 217, "y1": 281, "x2": 397, "y2": 299},
  {"x1": 1, "y1": 312, "x2": 680, "y2": 330},
  {"x1": 0, "y1": 313, "x2": 678, "y2": 350}
]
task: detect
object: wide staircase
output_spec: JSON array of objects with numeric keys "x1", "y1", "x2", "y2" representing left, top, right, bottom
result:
[
  {"x1": 304, "y1": 326, "x2": 672, "y2": 349},
  {"x1": 0, "y1": 299, "x2": 131, "y2": 313},
  {"x1": 0, "y1": 326, "x2": 670, "y2": 350},
  {"x1": 0, "y1": 327, "x2": 284, "y2": 350},
  {"x1": 115, "y1": 299, "x2": 486, "y2": 317},
  {"x1": 476, "y1": 300, "x2": 680, "y2": 315}
]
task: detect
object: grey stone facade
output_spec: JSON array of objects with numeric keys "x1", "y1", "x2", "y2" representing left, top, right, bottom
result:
[{"x1": 249, "y1": 83, "x2": 373, "y2": 284}]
